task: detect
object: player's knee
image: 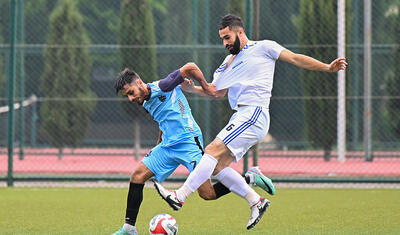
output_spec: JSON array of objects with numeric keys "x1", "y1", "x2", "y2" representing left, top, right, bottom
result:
[
  {"x1": 212, "y1": 165, "x2": 225, "y2": 176},
  {"x1": 204, "y1": 138, "x2": 230, "y2": 160},
  {"x1": 130, "y1": 170, "x2": 147, "y2": 184},
  {"x1": 198, "y1": 190, "x2": 216, "y2": 201},
  {"x1": 205, "y1": 140, "x2": 219, "y2": 153}
]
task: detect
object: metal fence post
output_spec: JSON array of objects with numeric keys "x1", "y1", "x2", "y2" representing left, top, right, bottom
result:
[
  {"x1": 191, "y1": 0, "x2": 199, "y2": 118},
  {"x1": 337, "y1": 0, "x2": 346, "y2": 162},
  {"x1": 243, "y1": 0, "x2": 253, "y2": 173},
  {"x1": 18, "y1": 0, "x2": 25, "y2": 160},
  {"x1": 7, "y1": 0, "x2": 18, "y2": 187},
  {"x1": 352, "y1": 0, "x2": 360, "y2": 150},
  {"x1": 363, "y1": 0, "x2": 373, "y2": 161}
]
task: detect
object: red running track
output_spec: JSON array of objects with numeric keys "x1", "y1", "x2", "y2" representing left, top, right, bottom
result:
[{"x1": 1, "y1": 148, "x2": 400, "y2": 177}]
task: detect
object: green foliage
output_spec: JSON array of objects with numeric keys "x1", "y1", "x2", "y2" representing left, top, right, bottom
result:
[
  {"x1": 118, "y1": 0, "x2": 157, "y2": 82},
  {"x1": 77, "y1": 0, "x2": 120, "y2": 67},
  {"x1": 158, "y1": 0, "x2": 192, "y2": 73},
  {"x1": 77, "y1": 0, "x2": 119, "y2": 44},
  {"x1": 0, "y1": 35, "x2": 4, "y2": 104},
  {"x1": 384, "y1": 3, "x2": 400, "y2": 137},
  {"x1": 0, "y1": 2, "x2": 8, "y2": 105},
  {"x1": 24, "y1": 0, "x2": 58, "y2": 44},
  {"x1": 294, "y1": 0, "x2": 338, "y2": 158},
  {"x1": 0, "y1": 1, "x2": 10, "y2": 41},
  {"x1": 118, "y1": 0, "x2": 157, "y2": 118},
  {"x1": 227, "y1": 0, "x2": 246, "y2": 19},
  {"x1": 161, "y1": 0, "x2": 192, "y2": 45},
  {"x1": 39, "y1": 0, "x2": 96, "y2": 148}
]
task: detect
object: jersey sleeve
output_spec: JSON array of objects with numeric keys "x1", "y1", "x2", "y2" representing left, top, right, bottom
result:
[
  {"x1": 158, "y1": 69, "x2": 184, "y2": 92},
  {"x1": 261, "y1": 40, "x2": 285, "y2": 60},
  {"x1": 212, "y1": 55, "x2": 232, "y2": 84}
]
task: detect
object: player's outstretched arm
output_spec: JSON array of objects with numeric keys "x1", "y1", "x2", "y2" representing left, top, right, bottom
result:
[
  {"x1": 278, "y1": 49, "x2": 348, "y2": 72},
  {"x1": 180, "y1": 63, "x2": 210, "y2": 90},
  {"x1": 179, "y1": 63, "x2": 226, "y2": 98},
  {"x1": 180, "y1": 78, "x2": 227, "y2": 98}
]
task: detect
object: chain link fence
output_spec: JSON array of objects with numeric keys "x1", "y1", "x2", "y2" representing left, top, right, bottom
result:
[{"x1": 1, "y1": 0, "x2": 399, "y2": 184}]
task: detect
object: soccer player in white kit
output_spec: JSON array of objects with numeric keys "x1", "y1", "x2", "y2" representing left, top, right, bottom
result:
[{"x1": 154, "y1": 14, "x2": 348, "y2": 230}]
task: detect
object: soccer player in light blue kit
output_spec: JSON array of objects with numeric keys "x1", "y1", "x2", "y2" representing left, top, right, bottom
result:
[
  {"x1": 111, "y1": 63, "x2": 270, "y2": 235},
  {"x1": 154, "y1": 14, "x2": 348, "y2": 230}
]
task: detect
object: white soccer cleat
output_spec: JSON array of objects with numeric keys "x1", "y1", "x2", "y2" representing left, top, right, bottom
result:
[
  {"x1": 152, "y1": 179, "x2": 184, "y2": 211},
  {"x1": 246, "y1": 197, "x2": 270, "y2": 230}
]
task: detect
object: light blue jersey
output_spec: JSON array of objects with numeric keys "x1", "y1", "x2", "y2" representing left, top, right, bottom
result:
[
  {"x1": 143, "y1": 81, "x2": 202, "y2": 147},
  {"x1": 141, "y1": 70, "x2": 204, "y2": 182}
]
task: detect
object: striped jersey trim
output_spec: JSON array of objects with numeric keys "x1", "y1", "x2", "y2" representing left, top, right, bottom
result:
[{"x1": 223, "y1": 107, "x2": 262, "y2": 145}]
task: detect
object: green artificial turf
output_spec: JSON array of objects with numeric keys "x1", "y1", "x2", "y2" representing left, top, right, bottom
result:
[{"x1": 0, "y1": 187, "x2": 399, "y2": 234}]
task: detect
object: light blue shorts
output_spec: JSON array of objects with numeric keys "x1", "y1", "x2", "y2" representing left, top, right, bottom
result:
[{"x1": 142, "y1": 136, "x2": 204, "y2": 182}]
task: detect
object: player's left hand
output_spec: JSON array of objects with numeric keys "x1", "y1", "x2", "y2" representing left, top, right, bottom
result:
[{"x1": 329, "y1": 57, "x2": 348, "y2": 72}]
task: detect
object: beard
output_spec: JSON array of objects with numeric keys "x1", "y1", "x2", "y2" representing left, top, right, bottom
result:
[
  {"x1": 136, "y1": 86, "x2": 146, "y2": 105},
  {"x1": 227, "y1": 34, "x2": 241, "y2": 55}
]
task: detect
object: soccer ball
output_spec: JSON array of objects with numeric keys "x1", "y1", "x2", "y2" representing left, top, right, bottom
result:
[{"x1": 148, "y1": 213, "x2": 178, "y2": 235}]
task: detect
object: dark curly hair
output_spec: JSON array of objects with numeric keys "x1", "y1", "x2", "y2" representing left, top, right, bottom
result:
[
  {"x1": 114, "y1": 68, "x2": 140, "y2": 94},
  {"x1": 218, "y1": 14, "x2": 244, "y2": 30}
]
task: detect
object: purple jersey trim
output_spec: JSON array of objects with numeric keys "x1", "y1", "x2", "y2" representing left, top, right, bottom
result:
[{"x1": 158, "y1": 69, "x2": 184, "y2": 92}]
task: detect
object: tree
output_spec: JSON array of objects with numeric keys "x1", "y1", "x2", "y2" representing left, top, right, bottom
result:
[
  {"x1": 228, "y1": 0, "x2": 246, "y2": 18},
  {"x1": 0, "y1": 1, "x2": 8, "y2": 106},
  {"x1": 118, "y1": 0, "x2": 156, "y2": 114},
  {"x1": 119, "y1": 0, "x2": 157, "y2": 83},
  {"x1": 384, "y1": 2, "x2": 400, "y2": 138},
  {"x1": 294, "y1": 0, "x2": 338, "y2": 161},
  {"x1": 158, "y1": 0, "x2": 191, "y2": 74},
  {"x1": 118, "y1": 0, "x2": 157, "y2": 154},
  {"x1": 0, "y1": 35, "x2": 4, "y2": 106},
  {"x1": 39, "y1": 0, "x2": 96, "y2": 155}
]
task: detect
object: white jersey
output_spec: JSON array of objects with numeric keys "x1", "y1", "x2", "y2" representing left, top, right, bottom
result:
[{"x1": 212, "y1": 40, "x2": 284, "y2": 110}]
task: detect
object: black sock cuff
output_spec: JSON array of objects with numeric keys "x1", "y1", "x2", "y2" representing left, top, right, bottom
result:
[
  {"x1": 213, "y1": 182, "x2": 231, "y2": 199},
  {"x1": 129, "y1": 182, "x2": 145, "y2": 189},
  {"x1": 244, "y1": 175, "x2": 250, "y2": 184}
]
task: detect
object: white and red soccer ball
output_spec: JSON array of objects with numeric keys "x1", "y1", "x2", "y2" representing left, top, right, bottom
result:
[{"x1": 148, "y1": 213, "x2": 178, "y2": 235}]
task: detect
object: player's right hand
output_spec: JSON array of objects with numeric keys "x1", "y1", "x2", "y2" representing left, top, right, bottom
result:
[
  {"x1": 329, "y1": 57, "x2": 348, "y2": 72},
  {"x1": 180, "y1": 78, "x2": 195, "y2": 92}
]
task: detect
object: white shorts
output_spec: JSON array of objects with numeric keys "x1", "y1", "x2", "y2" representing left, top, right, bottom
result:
[{"x1": 216, "y1": 106, "x2": 270, "y2": 161}]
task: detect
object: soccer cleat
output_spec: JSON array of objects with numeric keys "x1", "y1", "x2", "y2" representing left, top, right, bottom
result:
[
  {"x1": 246, "y1": 197, "x2": 270, "y2": 230},
  {"x1": 246, "y1": 166, "x2": 276, "y2": 195},
  {"x1": 152, "y1": 179, "x2": 184, "y2": 211},
  {"x1": 111, "y1": 227, "x2": 138, "y2": 235}
]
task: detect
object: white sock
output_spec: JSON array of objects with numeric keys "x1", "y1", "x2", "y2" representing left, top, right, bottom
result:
[
  {"x1": 245, "y1": 190, "x2": 261, "y2": 207},
  {"x1": 123, "y1": 223, "x2": 136, "y2": 232},
  {"x1": 177, "y1": 154, "x2": 218, "y2": 202},
  {"x1": 175, "y1": 185, "x2": 192, "y2": 202},
  {"x1": 215, "y1": 167, "x2": 253, "y2": 198}
]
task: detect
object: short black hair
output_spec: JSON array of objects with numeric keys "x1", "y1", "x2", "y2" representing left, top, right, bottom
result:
[
  {"x1": 218, "y1": 14, "x2": 244, "y2": 30},
  {"x1": 114, "y1": 68, "x2": 140, "y2": 94}
]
